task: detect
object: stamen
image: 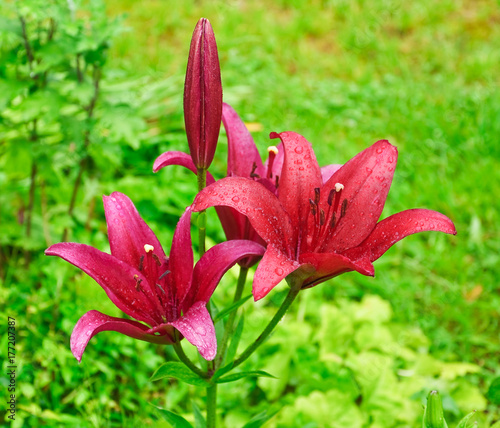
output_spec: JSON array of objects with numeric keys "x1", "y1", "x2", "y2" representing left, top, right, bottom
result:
[
  {"x1": 309, "y1": 198, "x2": 317, "y2": 216},
  {"x1": 341, "y1": 199, "x2": 348, "y2": 217},
  {"x1": 158, "y1": 270, "x2": 171, "y2": 280},
  {"x1": 156, "y1": 283, "x2": 166, "y2": 294},
  {"x1": 275, "y1": 175, "x2": 279, "y2": 189},
  {"x1": 133, "y1": 274, "x2": 143, "y2": 291},
  {"x1": 319, "y1": 209, "x2": 325, "y2": 226},
  {"x1": 329, "y1": 212, "x2": 337, "y2": 228},
  {"x1": 151, "y1": 253, "x2": 162, "y2": 267},
  {"x1": 144, "y1": 244, "x2": 154, "y2": 253},
  {"x1": 335, "y1": 183, "x2": 344, "y2": 192},
  {"x1": 314, "y1": 188, "x2": 320, "y2": 204},
  {"x1": 327, "y1": 189, "x2": 335, "y2": 206},
  {"x1": 267, "y1": 146, "x2": 278, "y2": 179},
  {"x1": 250, "y1": 162, "x2": 260, "y2": 178},
  {"x1": 138, "y1": 255, "x2": 144, "y2": 271}
]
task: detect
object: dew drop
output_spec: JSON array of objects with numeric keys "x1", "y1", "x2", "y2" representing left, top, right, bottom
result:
[
  {"x1": 376, "y1": 147, "x2": 383, "y2": 154},
  {"x1": 388, "y1": 156, "x2": 394, "y2": 163},
  {"x1": 294, "y1": 146, "x2": 304, "y2": 154},
  {"x1": 366, "y1": 167, "x2": 373, "y2": 173},
  {"x1": 275, "y1": 267, "x2": 284, "y2": 276},
  {"x1": 232, "y1": 196, "x2": 240, "y2": 203}
]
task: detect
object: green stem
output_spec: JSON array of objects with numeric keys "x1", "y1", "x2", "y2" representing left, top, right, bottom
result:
[
  {"x1": 172, "y1": 339, "x2": 207, "y2": 380},
  {"x1": 232, "y1": 278, "x2": 302, "y2": 370},
  {"x1": 215, "y1": 266, "x2": 248, "y2": 369},
  {"x1": 196, "y1": 167, "x2": 207, "y2": 256},
  {"x1": 206, "y1": 383, "x2": 217, "y2": 428}
]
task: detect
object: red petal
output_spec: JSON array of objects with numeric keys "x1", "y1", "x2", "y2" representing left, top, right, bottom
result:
[
  {"x1": 320, "y1": 164, "x2": 342, "y2": 184},
  {"x1": 322, "y1": 140, "x2": 398, "y2": 252},
  {"x1": 103, "y1": 192, "x2": 167, "y2": 305},
  {"x1": 299, "y1": 252, "x2": 374, "y2": 288},
  {"x1": 45, "y1": 243, "x2": 162, "y2": 325},
  {"x1": 344, "y1": 209, "x2": 457, "y2": 263},
  {"x1": 223, "y1": 103, "x2": 265, "y2": 178},
  {"x1": 184, "y1": 18, "x2": 222, "y2": 169},
  {"x1": 192, "y1": 177, "x2": 294, "y2": 253},
  {"x1": 252, "y1": 246, "x2": 300, "y2": 301},
  {"x1": 169, "y1": 208, "x2": 194, "y2": 304},
  {"x1": 170, "y1": 301, "x2": 216, "y2": 361},
  {"x1": 152, "y1": 151, "x2": 215, "y2": 184},
  {"x1": 188, "y1": 240, "x2": 265, "y2": 305},
  {"x1": 71, "y1": 310, "x2": 173, "y2": 363},
  {"x1": 271, "y1": 132, "x2": 322, "y2": 234}
]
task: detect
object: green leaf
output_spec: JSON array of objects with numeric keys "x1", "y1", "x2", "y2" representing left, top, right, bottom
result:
[
  {"x1": 241, "y1": 409, "x2": 280, "y2": 428},
  {"x1": 487, "y1": 377, "x2": 500, "y2": 405},
  {"x1": 456, "y1": 411, "x2": 476, "y2": 428},
  {"x1": 152, "y1": 404, "x2": 193, "y2": 428},
  {"x1": 192, "y1": 401, "x2": 206, "y2": 428},
  {"x1": 217, "y1": 370, "x2": 276, "y2": 384},
  {"x1": 212, "y1": 362, "x2": 234, "y2": 381},
  {"x1": 213, "y1": 294, "x2": 252, "y2": 323},
  {"x1": 150, "y1": 362, "x2": 208, "y2": 387}
]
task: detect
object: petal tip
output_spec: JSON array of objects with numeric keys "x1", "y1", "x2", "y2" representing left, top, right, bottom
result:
[{"x1": 269, "y1": 132, "x2": 280, "y2": 140}]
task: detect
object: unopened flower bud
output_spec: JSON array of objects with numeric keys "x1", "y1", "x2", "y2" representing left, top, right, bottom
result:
[
  {"x1": 184, "y1": 18, "x2": 223, "y2": 170},
  {"x1": 424, "y1": 391, "x2": 448, "y2": 428}
]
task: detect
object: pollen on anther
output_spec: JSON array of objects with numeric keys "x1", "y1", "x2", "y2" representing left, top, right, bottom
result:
[
  {"x1": 144, "y1": 244, "x2": 154, "y2": 253},
  {"x1": 267, "y1": 145, "x2": 279, "y2": 156},
  {"x1": 335, "y1": 183, "x2": 344, "y2": 192}
]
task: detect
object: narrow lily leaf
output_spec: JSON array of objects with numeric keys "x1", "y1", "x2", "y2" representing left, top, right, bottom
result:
[
  {"x1": 216, "y1": 370, "x2": 276, "y2": 384},
  {"x1": 152, "y1": 404, "x2": 193, "y2": 428},
  {"x1": 456, "y1": 412, "x2": 476, "y2": 428},
  {"x1": 213, "y1": 294, "x2": 252, "y2": 323},
  {"x1": 241, "y1": 409, "x2": 280, "y2": 428},
  {"x1": 212, "y1": 362, "x2": 234, "y2": 381},
  {"x1": 150, "y1": 361, "x2": 208, "y2": 387},
  {"x1": 192, "y1": 401, "x2": 206, "y2": 428},
  {"x1": 225, "y1": 314, "x2": 245, "y2": 364}
]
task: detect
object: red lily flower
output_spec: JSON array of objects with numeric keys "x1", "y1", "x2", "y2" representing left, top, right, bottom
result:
[
  {"x1": 45, "y1": 192, "x2": 264, "y2": 361},
  {"x1": 192, "y1": 132, "x2": 457, "y2": 300},
  {"x1": 184, "y1": 18, "x2": 223, "y2": 170},
  {"x1": 153, "y1": 103, "x2": 340, "y2": 268}
]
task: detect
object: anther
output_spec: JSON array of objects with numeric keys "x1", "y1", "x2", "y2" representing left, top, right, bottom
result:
[
  {"x1": 144, "y1": 244, "x2": 154, "y2": 253},
  {"x1": 133, "y1": 274, "x2": 143, "y2": 291},
  {"x1": 314, "y1": 188, "x2": 320, "y2": 204},
  {"x1": 327, "y1": 189, "x2": 335, "y2": 206},
  {"x1": 335, "y1": 183, "x2": 344, "y2": 192},
  {"x1": 319, "y1": 209, "x2": 325, "y2": 226},
  {"x1": 156, "y1": 283, "x2": 166, "y2": 294},
  {"x1": 158, "y1": 270, "x2": 171, "y2": 280},
  {"x1": 151, "y1": 253, "x2": 162, "y2": 267},
  {"x1": 267, "y1": 146, "x2": 278, "y2": 179},
  {"x1": 250, "y1": 162, "x2": 260, "y2": 178},
  {"x1": 275, "y1": 175, "x2": 279, "y2": 188},
  {"x1": 309, "y1": 198, "x2": 317, "y2": 216},
  {"x1": 138, "y1": 255, "x2": 144, "y2": 271},
  {"x1": 341, "y1": 199, "x2": 348, "y2": 217},
  {"x1": 329, "y1": 212, "x2": 337, "y2": 228}
]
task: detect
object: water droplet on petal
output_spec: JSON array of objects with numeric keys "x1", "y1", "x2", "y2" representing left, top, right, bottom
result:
[
  {"x1": 294, "y1": 146, "x2": 304, "y2": 154},
  {"x1": 275, "y1": 267, "x2": 284, "y2": 276},
  {"x1": 232, "y1": 196, "x2": 240, "y2": 203}
]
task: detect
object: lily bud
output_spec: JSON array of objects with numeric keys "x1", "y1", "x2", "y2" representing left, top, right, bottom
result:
[
  {"x1": 184, "y1": 18, "x2": 223, "y2": 170},
  {"x1": 424, "y1": 391, "x2": 449, "y2": 428}
]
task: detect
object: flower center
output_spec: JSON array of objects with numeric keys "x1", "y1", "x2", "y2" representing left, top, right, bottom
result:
[{"x1": 305, "y1": 183, "x2": 348, "y2": 253}]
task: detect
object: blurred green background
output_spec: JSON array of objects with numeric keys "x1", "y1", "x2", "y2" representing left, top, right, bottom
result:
[{"x1": 1, "y1": 0, "x2": 499, "y2": 426}]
